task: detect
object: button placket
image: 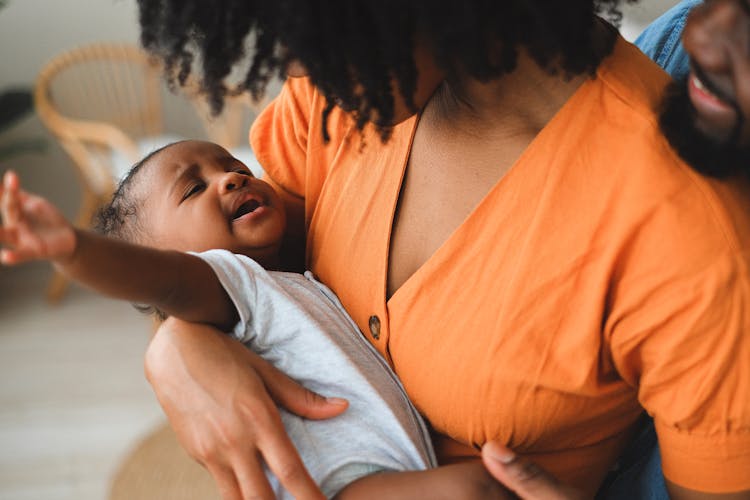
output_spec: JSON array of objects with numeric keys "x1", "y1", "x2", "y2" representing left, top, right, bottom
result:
[{"x1": 368, "y1": 315, "x2": 381, "y2": 340}]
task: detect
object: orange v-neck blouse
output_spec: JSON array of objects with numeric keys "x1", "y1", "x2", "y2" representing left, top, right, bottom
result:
[{"x1": 251, "y1": 37, "x2": 750, "y2": 493}]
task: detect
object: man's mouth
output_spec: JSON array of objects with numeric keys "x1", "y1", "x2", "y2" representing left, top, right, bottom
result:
[{"x1": 690, "y1": 63, "x2": 738, "y2": 109}]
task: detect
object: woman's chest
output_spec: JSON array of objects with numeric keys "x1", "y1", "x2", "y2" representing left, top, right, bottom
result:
[
  {"x1": 309, "y1": 152, "x2": 640, "y2": 453},
  {"x1": 386, "y1": 122, "x2": 530, "y2": 297},
  {"x1": 305, "y1": 115, "x2": 644, "y2": 458}
]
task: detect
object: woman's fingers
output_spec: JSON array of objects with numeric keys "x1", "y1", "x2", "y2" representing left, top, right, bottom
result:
[
  {"x1": 232, "y1": 449, "x2": 280, "y2": 500},
  {"x1": 246, "y1": 350, "x2": 349, "y2": 420},
  {"x1": 146, "y1": 320, "x2": 325, "y2": 500},
  {"x1": 256, "y1": 417, "x2": 325, "y2": 500},
  {"x1": 231, "y1": 351, "x2": 326, "y2": 499},
  {"x1": 481, "y1": 441, "x2": 584, "y2": 500},
  {"x1": 206, "y1": 462, "x2": 245, "y2": 500}
]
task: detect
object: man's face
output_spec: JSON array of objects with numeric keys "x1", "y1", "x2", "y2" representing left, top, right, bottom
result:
[
  {"x1": 137, "y1": 140, "x2": 286, "y2": 265},
  {"x1": 659, "y1": 0, "x2": 750, "y2": 177}
]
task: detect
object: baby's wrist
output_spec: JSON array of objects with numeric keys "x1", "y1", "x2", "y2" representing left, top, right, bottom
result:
[{"x1": 52, "y1": 226, "x2": 81, "y2": 266}]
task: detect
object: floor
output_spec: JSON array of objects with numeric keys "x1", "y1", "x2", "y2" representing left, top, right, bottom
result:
[{"x1": 0, "y1": 262, "x2": 164, "y2": 500}]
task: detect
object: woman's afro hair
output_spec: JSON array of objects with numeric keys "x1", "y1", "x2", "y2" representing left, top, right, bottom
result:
[{"x1": 138, "y1": 0, "x2": 633, "y2": 140}]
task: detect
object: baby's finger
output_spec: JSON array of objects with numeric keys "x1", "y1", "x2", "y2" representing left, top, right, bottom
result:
[
  {"x1": 1, "y1": 247, "x2": 20, "y2": 266},
  {"x1": 0, "y1": 246, "x2": 41, "y2": 265},
  {"x1": 0, "y1": 225, "x2": 17, "y2": 245},
  {"x1": 1, "y1": 171, "x2": 21, "y2": 225},
  {"x1": 3, "y1": 170, "x2": 19, "y2": 190}
]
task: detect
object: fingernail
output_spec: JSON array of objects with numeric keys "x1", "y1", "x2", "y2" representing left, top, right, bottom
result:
[
  {"x1": 484, "y1": 442, "x2": 516, "y2": 464},
  {"x1": 325, "y1": 397, "x2": 348, "y2": 406}
]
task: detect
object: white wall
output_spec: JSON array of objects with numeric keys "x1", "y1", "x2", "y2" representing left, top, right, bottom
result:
[{"x1": 0, "y1": 0, "x2": 140, "y2": 89}]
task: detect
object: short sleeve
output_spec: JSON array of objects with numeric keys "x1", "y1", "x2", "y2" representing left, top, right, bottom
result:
[
  {"x1": 250, "y1": 77, "x2": 316, "y2": 197},
  {"x1": 190, "y1": 249, "x2": 261, "y2": 344},
  {"x1": 249, "y1": 76, "x2": 356, "y2": 232},
  {"x1": 606, "y1": 199, "x2": 750, "y2": 491}
]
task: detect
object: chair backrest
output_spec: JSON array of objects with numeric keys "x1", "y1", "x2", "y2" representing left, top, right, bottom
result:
[
  {"x1": 36, "y1": 41, "x2": 275, "y2": 198},
  {"x1": 34, "y1": 42, "x2": 165, "y2": 196}
]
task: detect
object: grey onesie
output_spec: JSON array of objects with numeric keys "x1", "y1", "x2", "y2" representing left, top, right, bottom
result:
[{"x1": 196, "y1": 249, "x2": 436, "y2": 499}]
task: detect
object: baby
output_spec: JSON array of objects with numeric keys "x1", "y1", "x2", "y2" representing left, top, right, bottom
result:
[{"x1": 0, "y1": 140, "x2": 503, "y2": 499}]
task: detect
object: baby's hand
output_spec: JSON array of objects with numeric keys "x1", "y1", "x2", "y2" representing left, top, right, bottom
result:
[{"x1": 0, "y1": 170, "x2": 76, "y2": 265}]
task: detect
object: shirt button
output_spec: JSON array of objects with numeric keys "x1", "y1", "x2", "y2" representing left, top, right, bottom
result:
[{"x1": 368, "y1": 315, "x2": 381, "y2": 340}]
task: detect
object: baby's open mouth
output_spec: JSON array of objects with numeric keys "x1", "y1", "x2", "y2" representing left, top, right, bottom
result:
[{"x1": 233, "y1": 199, "x2": 262, "y2": 220}]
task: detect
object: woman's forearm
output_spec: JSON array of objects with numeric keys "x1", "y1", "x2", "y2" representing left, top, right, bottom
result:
[{"x1": 145, "y1": 319, "x2": 345, "y2": 499}]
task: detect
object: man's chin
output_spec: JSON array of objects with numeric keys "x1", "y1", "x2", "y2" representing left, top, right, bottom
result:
[{"x1": 659, "y1": 80, "x2": 750, "y2": 179}]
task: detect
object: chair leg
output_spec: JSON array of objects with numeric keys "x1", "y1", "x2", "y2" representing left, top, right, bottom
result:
[
  {"x1": 45, "y1": 270, "x2": 69, "y2": 304},
  {"x1": 45, "y1": 189, "x2": 102, "y2": 304}
]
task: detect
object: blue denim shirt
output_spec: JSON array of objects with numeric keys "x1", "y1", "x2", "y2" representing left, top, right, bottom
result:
[{"x1": 634, "y1": 0, "x2": 702, "y2": 82}]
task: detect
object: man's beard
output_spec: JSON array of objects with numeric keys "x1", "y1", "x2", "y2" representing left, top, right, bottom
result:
[{"x1": 658, "y1": 80, "x2": 750, "y2": 178}]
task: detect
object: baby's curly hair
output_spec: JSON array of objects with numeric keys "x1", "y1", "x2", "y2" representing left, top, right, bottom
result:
[
  {"x1": 94, "y1": 146, "x2": 172, "y2": 242},
  {"x1": 94, "y1": 163, "x2": 146, "y2": 243},
  {"x1": 138, "y1": 0, "x2": 634, "y2": 141}
]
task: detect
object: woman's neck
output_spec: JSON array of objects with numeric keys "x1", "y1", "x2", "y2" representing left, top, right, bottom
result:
[
  {"x1": 427, "y1": 19, "x2": 613, "y2": 138},
  {"x1": 429, "y1": 52, "x2": 589, "y2": 139}
]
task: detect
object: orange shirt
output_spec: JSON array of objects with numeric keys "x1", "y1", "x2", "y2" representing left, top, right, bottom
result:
[{"x1": 251, "y1": 37, "x2": 750, "y2": 494}]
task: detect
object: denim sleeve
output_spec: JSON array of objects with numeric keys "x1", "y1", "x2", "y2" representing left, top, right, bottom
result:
[{"x1": 634, "y1": 0, "x2": 703, "y2": 82}]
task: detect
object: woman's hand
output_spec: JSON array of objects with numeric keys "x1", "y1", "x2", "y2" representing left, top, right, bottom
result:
[
  {"x1": 145, "y1": 318, "x2": 349, "y2": 500},
  {"x1": 0, "y1": 170, "x2": 76, "y2": 265},
  {"x1": 481, "y1": 442, "x2": 585, "y2": 500}
]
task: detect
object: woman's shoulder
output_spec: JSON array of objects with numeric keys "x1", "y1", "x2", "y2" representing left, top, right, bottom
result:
[
  {"x1": 249, "y1": 77, "x2": 357, "y2": 197},
  {"x1": 574, "y1": 38, "x2": 749, "y2": 253},
  {"x1": 545, "y1": 78, "x2": 745, "y2": 287},
  {"x1": 252, "y1": 77, "x2": 358, "y2": 149}
]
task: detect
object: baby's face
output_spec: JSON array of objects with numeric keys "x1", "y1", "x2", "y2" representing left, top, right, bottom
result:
[{"x1": 138, "y1": 140, "x2": 286, "y2": 264}]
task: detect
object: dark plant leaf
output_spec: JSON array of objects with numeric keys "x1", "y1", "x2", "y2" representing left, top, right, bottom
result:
[
  {"x1": 0, "y1": 137, "x2": 46, "y2": 162},
  {"x1": 0, "y1": 89, "x2": 33, "y2": 133}
]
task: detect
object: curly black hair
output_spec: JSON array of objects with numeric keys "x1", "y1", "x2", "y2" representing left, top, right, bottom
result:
[
  {"x1": 94, "y1": 162, "x2": 146, "y2": 242},
  {"x1": 94, "y1": 145, "x2": 174, "y2": 242},
  {"x1": 138, "y1": 0, "x2": 633, "y2": 141}
]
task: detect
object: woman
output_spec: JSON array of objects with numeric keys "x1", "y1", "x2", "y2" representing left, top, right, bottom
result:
[{"x1": 137, "y1": 1, "x2": 750, "y2": 498}]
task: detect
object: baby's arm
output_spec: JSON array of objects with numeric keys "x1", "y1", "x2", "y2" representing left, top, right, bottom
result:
[
  {"x1": 0, "y1": 171, "x2": 237, "y2": 330},
  {"x1": 334, "y1": 462, "x2": 512, "y2": 500}
]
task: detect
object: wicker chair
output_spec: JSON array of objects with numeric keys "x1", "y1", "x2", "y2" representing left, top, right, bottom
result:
[{"x1": 34, "y1": 42, "x2": 267, "y2": 302}]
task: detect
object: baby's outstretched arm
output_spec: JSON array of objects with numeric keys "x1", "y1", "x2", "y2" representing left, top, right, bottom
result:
[{"x1": 0, "y1": 171, "x2": 237, "y2": 330}]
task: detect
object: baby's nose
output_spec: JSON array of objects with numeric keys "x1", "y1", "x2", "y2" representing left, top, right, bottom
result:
[{"x1": 221, "y1": 172, "x2": 248, "y2": 192}]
